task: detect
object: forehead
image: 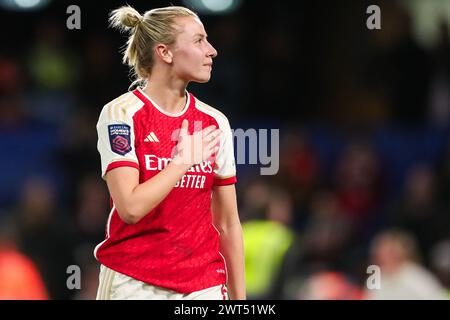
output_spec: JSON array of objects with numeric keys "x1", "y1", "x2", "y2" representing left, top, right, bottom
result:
[{"x1": 173, "y1": 16, "x2": 206, "y2": 38}]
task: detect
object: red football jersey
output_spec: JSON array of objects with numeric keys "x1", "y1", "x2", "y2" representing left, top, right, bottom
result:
[{"x1": 94, "y1": 88, "x2": 237, "y2": 293}]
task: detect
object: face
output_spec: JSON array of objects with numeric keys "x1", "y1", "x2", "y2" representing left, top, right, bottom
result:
[{"x1": 169, "y1": 16, "x2": 218, "y2": 83}]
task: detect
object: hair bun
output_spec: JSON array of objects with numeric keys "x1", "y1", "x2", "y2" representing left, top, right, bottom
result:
[{"x1": 109, "y1": 5, "x2": 143, "y2": 30}]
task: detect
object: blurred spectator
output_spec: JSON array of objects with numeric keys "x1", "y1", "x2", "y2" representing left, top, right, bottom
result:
[
  {"x1": 70, "y1": 174, "x2": 109, "y2": 300},
  {"x1": 0, "y1": 55, "x2": 26, "y2": 130},
  {"x1": 25, "y1": 20, "x2": 80, "y2": 126},
  {"x1": 14, "y1": 176, "x2": 77, "y2": 300},
  {"x1": 0, "y1": 92, "x2": 26, "y2": 129},
  {"x1": 275, "y1": 189, "x2": 360, "y2": 299},
  {"x1": 0, "y1": 56, "x2": 64, "y2": 208},
  {"x1": 276, "y1": 129, "x2": 321, "y2": 230},
  {"x1": 428, "y1": 20, "x2": 450, "y2": 127},
  {"x1": 387, "y1": 164, "x2": 449, "y2": 262},
  {"x1": 238, "y1": 177, "x2": 272, "y2": 222},
  {"x1": 242, "y1": 187, "x2": 295, "y2": 299},
  {"x1": 296, "y1": 271, "x2": 363, "y2": 300},
  {"x1": 79, "y1": 32, "x2": 125, "y2": 111},
  {"x1": 299, "y1": 190, "x2": 354, "y2": 272},
  {"x1": 0, "y1": 56, "x2": 21, "y2": 96},
  {"x1": 430, "y1": 239, "x2": 450, "y2": 297},
  {"x1": 366, "y1": 2, "x2": 431, "y2": 126},
  {"x1": 57, "y1": 109, "x2": 100, "y2": 206},
  {"x1": 0, "y1": 108, "x2": 61, "y2": 208},
  {"x1": 27, "y1": 21, "x2": 80, "y2": 91},
  {"x1": 364, "y1": 229, "x2": 447, "y2": 300},
  {"x1": 73, "y1": 173, "x2": 109, "y2": 245},
  {"x1": 333, "y1": 141, "x2": 383, "y2": 232},
  {"x1": 436, "y1": 142, "x2": 450, "y2": 212},
  {"x1": 0, "y1": 215, "x2": 48, "y2": 300}
]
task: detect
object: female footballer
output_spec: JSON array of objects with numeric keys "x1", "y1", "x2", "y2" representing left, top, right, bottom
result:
[{"x1": 94, "y1": 5, "x2": 246, "y2": 300}]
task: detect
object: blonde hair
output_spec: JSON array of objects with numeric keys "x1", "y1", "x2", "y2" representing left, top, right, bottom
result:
[{"x1": 109, "y1": 5, "x2": 198, "y2": 81}]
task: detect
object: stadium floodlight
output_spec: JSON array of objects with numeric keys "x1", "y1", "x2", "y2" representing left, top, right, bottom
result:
[
  {"x1": 0, "y1": 0, "x2": 50, "y2": 11},
  {"x1": 15, "y1": 0, "x2": 40, "y2": 8},
  {"x1": 182, "y1": 0, "x2": 242, "y2": 15}
]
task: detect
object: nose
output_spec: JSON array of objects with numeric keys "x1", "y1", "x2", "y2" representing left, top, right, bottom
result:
[{"x1": 207, "y1": 41, "x2": 218, "y2": 58}]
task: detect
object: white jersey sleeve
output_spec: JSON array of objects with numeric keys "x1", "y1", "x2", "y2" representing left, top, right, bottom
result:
[
  {"x1": 213, "y1": 115, "x2": 237, "y2": 185},
  {"x1": 195, "y1": 99, "x2": 237, "y2": 186},
  {"x1": 96, "y1": 92, "x2": 144, "y2": 179}
]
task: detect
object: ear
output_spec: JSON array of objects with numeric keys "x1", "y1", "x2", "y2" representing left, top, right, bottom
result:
[{"x1": 154, "y1": 43, "x2": 173, "y2": 64}]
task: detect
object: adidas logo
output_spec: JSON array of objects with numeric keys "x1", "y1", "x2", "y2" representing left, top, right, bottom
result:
[{"x1": 144, "y1": 132, "x2": 159, "y2": 143}]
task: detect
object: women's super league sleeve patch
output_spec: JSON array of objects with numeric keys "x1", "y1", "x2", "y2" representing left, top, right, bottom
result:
[{"x1": 108, "y1": 124, "x2": 132, "y2": 155}]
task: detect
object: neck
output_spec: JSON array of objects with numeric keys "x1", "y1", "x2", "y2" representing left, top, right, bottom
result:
[{"x1": 143, "y1": 66, "x2": 188, "y2": 114}]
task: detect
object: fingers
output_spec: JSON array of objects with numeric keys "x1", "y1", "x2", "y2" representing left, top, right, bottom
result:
[
  {"x1": 202, "y1": 125, "x2": 218, "y2": 138},
  {"x1": 207, "y1": 143, "x2": 220, "y2": 162},
  {"x1": 204, "y1": 128, "x2": 222, "y2": 156},
  {"x1": 207, "y1": 132, "x2": 222, "y2": 151},
  {"x1": 175, "y1": 122, "x2": 223, "y2": 164},
  {"x1": 183, "y1": 123, "x2": 220, "y2": 140},
  {"x1": 204, "y1": 128, "x2": 222, "y2": 142},
  {"x1": 178, "y1": 119, "x2": 189, "y2": 138}
]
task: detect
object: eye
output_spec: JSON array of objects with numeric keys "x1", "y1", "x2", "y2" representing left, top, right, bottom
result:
[{"x1": 196, "y1": 38, "x2": 203, "y2": 43}]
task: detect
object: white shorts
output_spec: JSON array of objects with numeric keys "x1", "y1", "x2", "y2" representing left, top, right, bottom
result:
[{"x1": 96, "y1": 264, "x2": 228, "y2": 300}]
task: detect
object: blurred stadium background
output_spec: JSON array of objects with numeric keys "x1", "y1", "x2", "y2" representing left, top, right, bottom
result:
[{"x1": 1, "y1": 0, "x2": 450, "y2": 299}]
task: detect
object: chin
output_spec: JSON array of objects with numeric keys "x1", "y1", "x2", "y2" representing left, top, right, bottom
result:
[{"x1": 192, "y1": 75, "x2": 211, "y2": 83}]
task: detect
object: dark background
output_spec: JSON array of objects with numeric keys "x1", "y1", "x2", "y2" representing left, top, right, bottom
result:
[{"x1": 1, "y1": 0, "x2": 449, "y2": 299}]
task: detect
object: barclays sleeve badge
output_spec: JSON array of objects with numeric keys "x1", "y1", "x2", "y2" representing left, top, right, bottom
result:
[{"x1": 108, "y1": 124, "x2": 132, "y2": 155}]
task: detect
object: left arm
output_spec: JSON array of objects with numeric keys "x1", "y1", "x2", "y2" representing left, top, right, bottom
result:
[{"x1": 211, "y1": 184, "x2": 246, "y2": 300}]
